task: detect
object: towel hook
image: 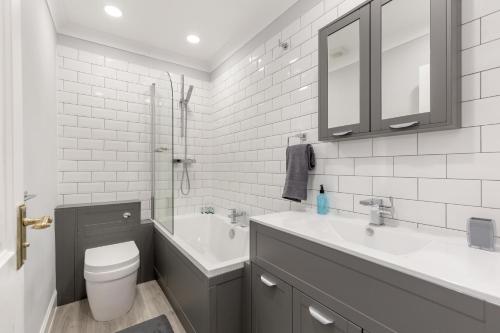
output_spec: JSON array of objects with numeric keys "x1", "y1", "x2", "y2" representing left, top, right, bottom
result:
[{"x1": 287, "y1": 133, "x2": 307, "y2": 146}]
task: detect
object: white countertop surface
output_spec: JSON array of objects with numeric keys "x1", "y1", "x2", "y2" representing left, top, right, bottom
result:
[{"x1": 251, "y1": 210, "x2": 500, "y2": 306}]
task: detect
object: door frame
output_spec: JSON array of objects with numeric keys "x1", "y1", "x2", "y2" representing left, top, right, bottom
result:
[{"x1": 0, "y1": 0, "x2": 25, "y2": 331}]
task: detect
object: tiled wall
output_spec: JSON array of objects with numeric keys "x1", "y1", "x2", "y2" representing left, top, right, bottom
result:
[
  {"x1": 56, "y1": 45, "x2": 212, "y2": 218},
  {"x1": 56, "y1": 0, "x2": 500, "y2": 237},
  {"x1": 210, "y1": 0, "x2": 500, "y2": 237}
]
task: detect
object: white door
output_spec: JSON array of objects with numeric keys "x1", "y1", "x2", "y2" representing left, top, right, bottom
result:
[{"x1": 0, "y1": 0, "x2": 25, "y2": 332}]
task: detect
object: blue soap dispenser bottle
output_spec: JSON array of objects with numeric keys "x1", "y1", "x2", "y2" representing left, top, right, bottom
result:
[{"x1": 317, "y1": 184, "x2": 329, "y2": 215}]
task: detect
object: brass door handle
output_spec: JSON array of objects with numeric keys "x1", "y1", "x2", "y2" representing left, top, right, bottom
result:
[
  {"x1": 17, "y1": 204, "x2": 53, "y2": 269},
  {"x1": 23, "y1": 215, "x2": 52, "y2": 229}
]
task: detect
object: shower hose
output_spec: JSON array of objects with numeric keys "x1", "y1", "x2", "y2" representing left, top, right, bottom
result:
[{"x1": 180, "y1": 160, "x2": 190, "y2": 195}]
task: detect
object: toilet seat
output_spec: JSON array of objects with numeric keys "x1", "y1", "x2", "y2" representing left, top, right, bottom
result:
[
  {"x1": 84, "y1": 241, "x2": 140, "y2": 321},
  {"x1": 84, "y1": 241, "x2": 140, "y2": 282}
]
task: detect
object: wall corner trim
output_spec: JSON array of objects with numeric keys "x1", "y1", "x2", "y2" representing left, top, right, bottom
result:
[{"x1": 39, "y1": 290, "x2": 57, "y2": 333}]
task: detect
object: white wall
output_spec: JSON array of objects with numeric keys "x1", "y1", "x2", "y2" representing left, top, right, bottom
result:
[
  {"x1": 21, "y1": 0, "x2": 57, "y2": 332},
  {"x1": 55, "y1": 40, "x2": 213, "y2": 218},
  {"x1": 209, "y1": 0, "x2": 500, "y2": 238}
]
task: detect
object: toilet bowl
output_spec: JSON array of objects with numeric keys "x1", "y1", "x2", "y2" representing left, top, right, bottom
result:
[{"x1": 84, "y1": 241, "x2": 140, "y2": 321}]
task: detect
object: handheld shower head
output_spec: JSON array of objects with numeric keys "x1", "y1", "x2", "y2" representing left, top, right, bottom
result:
[
  {"x1": 178, "y1": 74, "x2": 195, "y2": 194},
  {"x1": 179, "y1": 75, "x2": 194, "y2": 139},
  {"x1": 185, "y1": 85, "x2": 194, "y2": 105},
  {"x1": 180, "y1": 75, "x2": 185, "y2": 102}
]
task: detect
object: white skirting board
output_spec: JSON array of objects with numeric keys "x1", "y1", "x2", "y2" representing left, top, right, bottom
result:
[{"x1": 39, "y1": 290, "x2": 57, "y2": 333}]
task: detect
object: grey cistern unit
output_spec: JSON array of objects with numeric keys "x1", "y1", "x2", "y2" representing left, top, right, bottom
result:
[
  {"x1": 318, "y1": 0, "x2": 461, "y2": 141},
  {"x1": 54, "y1": 201, "x2": 154, "y2": 306},
  {"x1": 249, "y1": 220, "x2": 500, "y2": 333}
]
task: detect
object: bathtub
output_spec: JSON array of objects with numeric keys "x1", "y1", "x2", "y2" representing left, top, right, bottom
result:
[
  {"x1": 153, "y1": 214, "x2": 249, "y2": 278},
  {"x1": 153, "y1": 214, "x2": 250, "y2": 333}
]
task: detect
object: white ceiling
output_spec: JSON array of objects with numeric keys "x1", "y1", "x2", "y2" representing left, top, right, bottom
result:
[{"x1": 47, "y1": 0, "x2": 299, "y2": 72}]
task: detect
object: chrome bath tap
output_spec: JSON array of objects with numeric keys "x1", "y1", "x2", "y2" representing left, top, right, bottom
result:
[{"x1": 228, "y1": 209, "x2": 245, "y2": 224}]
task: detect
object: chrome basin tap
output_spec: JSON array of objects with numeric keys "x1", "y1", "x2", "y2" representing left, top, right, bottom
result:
[
  {"x1": 228, "y1": 208, "x2": 245, "y2": 224},
  {"x1": 359, "y1": 197, "x2": 394, "y2": 226}
]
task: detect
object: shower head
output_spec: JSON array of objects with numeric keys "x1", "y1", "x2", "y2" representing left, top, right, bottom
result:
[
  {"x1": 180, "y1": 75, "x2": 185, "y2": 100},
  {"x1": 185, "y1": 85, "x2": 194, "y2": 104}
]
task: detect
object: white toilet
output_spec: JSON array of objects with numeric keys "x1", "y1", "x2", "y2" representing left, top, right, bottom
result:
[{"x1": 84, "y1": 241, "x2": 140, "y2": 321}]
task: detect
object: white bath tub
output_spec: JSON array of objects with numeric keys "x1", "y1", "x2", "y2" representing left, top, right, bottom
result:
[{"x1": 154, "y1": 214, "x2": 249, "y2": 277}]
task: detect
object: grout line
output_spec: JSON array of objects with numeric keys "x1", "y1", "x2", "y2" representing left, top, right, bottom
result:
[
  {"x1": 479, "y1": 17, "x2": 483, "y2": 46},
  {"x1": 480, "y1": 180, "x2": 483, "y2": 207}
]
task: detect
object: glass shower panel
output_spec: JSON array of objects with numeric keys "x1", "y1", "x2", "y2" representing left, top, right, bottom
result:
[{"x1": 152, "y1": 81, "x2": 174, "y2": 234}]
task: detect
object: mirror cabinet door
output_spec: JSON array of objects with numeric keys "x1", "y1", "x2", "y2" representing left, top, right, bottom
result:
[
  {"x1": 319, "y1": 5, "x2": 370, "y2": 140},
  {"x1": 371, "y1": 0, "x2": 448, "y2": 131}
]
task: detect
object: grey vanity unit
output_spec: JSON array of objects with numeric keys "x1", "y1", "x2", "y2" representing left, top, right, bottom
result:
[
  {"x1": 318, "y1": 0, "x2": 461, "y2": 141},
  {"x1": 54, "y1": 201, "x2": 154, "y2": 306},
  {"x1": 250, "y1": 221, "x2": 500, "y2": 333}
]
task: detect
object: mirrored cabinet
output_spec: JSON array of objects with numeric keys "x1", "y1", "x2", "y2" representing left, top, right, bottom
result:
[
  {"x1": 318, "y1": 0, "x2": 461, "y2": 141},
  {"x1": 319, "y1": 5, "x2": 370, "y2": 138}
]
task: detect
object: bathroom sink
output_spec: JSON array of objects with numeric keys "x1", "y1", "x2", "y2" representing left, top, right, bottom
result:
[
  {"x1": 252, "y1": 211, "x2": 433, "y2": 256},
  {"x1": 330, "y1": 219, "x2": 432, "y2": 255}
]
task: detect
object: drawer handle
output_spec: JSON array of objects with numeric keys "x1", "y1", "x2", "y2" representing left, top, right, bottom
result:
[
  {"x1": 260, "y1": 275, "x2": 277, "y2": 288},
  {"x1": 332, "y1": 130, "x2": 353, "y2": 137},
  {"x1": 389, "y1": 121, "x2": 419, "y2": 129},
  {"x1": 309, "y1": 306, "x2": 335, "y2": 325}
]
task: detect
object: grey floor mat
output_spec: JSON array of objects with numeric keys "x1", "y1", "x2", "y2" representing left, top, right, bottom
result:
[{"x1": 116, "y1": 315, "x2": 174, "y2": 333}]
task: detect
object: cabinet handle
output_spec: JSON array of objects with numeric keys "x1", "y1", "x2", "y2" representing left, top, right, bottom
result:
[
  {"x1": 332, "y1": 130, "x2": 353, "y2": 137},
  {"x1": 309, "y1": 306, "x2": 335, "y2": 325},
  {"x1": 389, "y1": 121, "x2": 420, "y2": 129},
  {"x1": 260, "y1": 275, "x2": 277, "y2": 288}
]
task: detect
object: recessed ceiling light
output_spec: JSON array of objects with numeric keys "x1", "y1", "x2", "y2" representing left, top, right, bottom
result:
[
  {"x1": 104, "y1": 5, "x2": 122, "y2": 18},
  {"x1": 187, "y1": 34, "x2": 200, "y2": 44}
]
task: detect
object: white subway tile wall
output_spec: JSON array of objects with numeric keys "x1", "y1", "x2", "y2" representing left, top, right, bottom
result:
[
  {"x1": 56, "y1": 48, "x2": 213, "y2": 218},
  {"x1": 209, "y1": 0, "x2": 500, "y2": 237},
  {"x1": 57, "y1": 0, "x2": 500, "y2": 238}
]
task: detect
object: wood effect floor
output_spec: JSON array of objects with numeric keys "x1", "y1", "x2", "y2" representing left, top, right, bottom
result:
[{"x1": 50, "y1": 280, "x2": 186, "y2": 333}]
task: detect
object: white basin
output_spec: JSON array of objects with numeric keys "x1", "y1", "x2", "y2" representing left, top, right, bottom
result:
[
  {"x1": 330, "y1": 219, "x2": 432, "y2": 255},
  {"x1": 262, "y1": 212, "x2": 432, "y2": 256}
]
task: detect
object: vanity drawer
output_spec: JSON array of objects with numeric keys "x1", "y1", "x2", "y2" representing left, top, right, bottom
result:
[
  {"x1": 252, "y1": 263, "x2": 292, "y2": 333},
  {"x1": 293, "y1": 289, "x2": 361, "y2": 333}
]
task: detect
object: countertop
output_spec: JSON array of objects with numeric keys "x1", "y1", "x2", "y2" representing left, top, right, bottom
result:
[{"x1": 251, "y1": 210, "x2": 500, "y2": 306}]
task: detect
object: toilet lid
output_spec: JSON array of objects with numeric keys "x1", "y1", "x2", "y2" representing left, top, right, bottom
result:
[{"x1": 84, "y1": 241, "x2": 139, "y2": 274}]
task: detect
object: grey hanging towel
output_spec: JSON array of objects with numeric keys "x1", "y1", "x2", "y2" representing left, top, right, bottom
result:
[{"x1": 282, "y1": 144, "x2": 315, "y2": 202}]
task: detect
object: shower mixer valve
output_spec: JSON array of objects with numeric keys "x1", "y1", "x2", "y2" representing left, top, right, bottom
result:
[{"x1": 173, "y1": 158, "x2": 196, "y2": 165}]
